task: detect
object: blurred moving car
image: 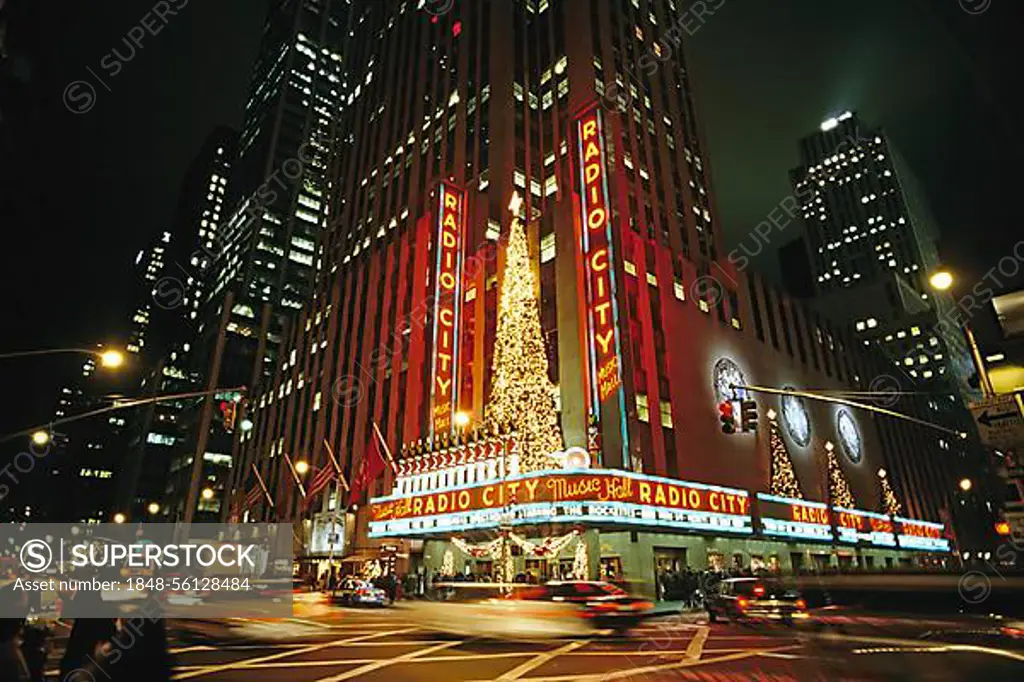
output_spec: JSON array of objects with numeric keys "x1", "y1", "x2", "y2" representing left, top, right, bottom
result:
[
  {"x1": 402, "y1": 581, "x2": 653, "y2": 639},
  {"x1": 529, "y1": 581, "x2": 654, "y2": 633},
  {"x1": 705, "y1": 577, "x2": 808, "y2": 625},
  {"x1": 335, "y1": 578, "x2": 387, "y2": 607}
]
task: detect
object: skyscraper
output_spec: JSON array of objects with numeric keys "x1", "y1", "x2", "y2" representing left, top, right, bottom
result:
[
  {"x1": 164, "y1": 0, "x2": 351, "y2": 522},
  {"x1": 791, "y1": 111, "x2": 993, "y2": 548},
  {"x1": 234, "y1": 2, "x2": 964, "y2": 578}
]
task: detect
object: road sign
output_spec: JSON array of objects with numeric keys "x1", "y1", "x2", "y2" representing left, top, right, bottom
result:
[{"x1": 970, "y1": 395, "x2": 1024, "y2": 451}]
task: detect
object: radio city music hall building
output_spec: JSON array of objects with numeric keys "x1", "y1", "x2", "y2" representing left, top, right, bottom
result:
[{"x1": 230, "y1": 0, "x2": 957, "y2": 587}]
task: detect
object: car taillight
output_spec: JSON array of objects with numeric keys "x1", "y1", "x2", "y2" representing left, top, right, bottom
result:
[
  {"x1": 795, "y1": 599, "x2": 807, "y2": 610},
  {"x1": 357, "y1": 588, "x2": 369, "y2": 595},
  {"x1": 737, "y1": 597, "x2": 749, "y2": 610},
  {"x1": 752, "y1": 585, "x2": 765, "y2": 598},
  {"x1": 589, "y1": 602, "x2": 618, "y2": 612}
]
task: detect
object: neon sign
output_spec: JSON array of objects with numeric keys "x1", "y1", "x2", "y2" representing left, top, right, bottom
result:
[
  {"x1": 756, "y1": 493, "x2": 833, "y2": 542},
  {"x1": 369, "y1": 470, "x2": 753, "y2": 537},
  {"x1": 576, "y1": 107, "x2": 622, "y2": 408},
  {"x1": 834, "y1": 507, "x2": 896, "y2": 547},
  {"x1": 430, "y1": 181, "x2": 465, "y2": 435},
  {"x1": 894, "y1": 516, "x2": 950, "y2": 552}
]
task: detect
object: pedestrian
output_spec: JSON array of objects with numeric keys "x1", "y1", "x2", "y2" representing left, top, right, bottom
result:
[
  {"x1": 59, "y1": 582, "x2": 115, "y2": 682},
  {"x1": 0, "y1": 618, "x2": 29, "y2": 682},
  {"x1": 385, "y1": 573, "x2": 397, "y2": 604}
]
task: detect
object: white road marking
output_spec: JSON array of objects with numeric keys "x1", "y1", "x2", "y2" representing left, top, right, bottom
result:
[
  {"x1": 312, "y1": 639, "x2": 464, "y2": 681},
  {"x1": 685, "y1": 625, "x2": 710, "y2": 659},
  {"x1": 171, "y1": 626, "x2": 420, "y2": 679},
  {"x1": 496, "y1": 640, "x2": 590, "y2": 681},
  {"x1": 503, "y1": 644, "x2": 804, "y2": 682}
]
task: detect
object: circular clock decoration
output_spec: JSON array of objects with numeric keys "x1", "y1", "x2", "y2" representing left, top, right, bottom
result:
[
  {"x1": 780, "y1": 388, "x2": 811, "y2": 447},
  {"x1": 836, "y1": 409, "x2": 862, "y2": 464},
  {"x1": 711, "y1": 358, "x2": 747, "y2": 404}
]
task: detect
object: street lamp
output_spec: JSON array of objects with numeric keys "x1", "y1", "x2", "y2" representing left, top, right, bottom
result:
[
  {"x1": 929, "y1": 270, "x2": 954, "y2": 292},
  {"x1": 295, "y1": 460, "x2": 310, "y2": 476},
  {"x1": 928, "y1": 269, "x2": 994, "y2": 397},
  {"x1": 877, "y1": 468, "x2": 887, "y2": 478},
  {"x1": 959, "y1": 478, "x2": 973, "y2": 492},
  {"x1": 30, "y1": 430, "x2": 50, "y2": 447},
  {"x1": 0, "y1": 346, "x2": 126, "y2": 369},
  {"x1": 99, "y1": 349, "x2": 125, "y2": 368},
  {"x1": 147, "y1": 502, "x2": 160, "y2": 515},
  {"x1": 201, "y1": 487, "x2": 215, "y2": 501},
  {"x1": 112, "y1": 513, "x2": 126, "y2": 524}
]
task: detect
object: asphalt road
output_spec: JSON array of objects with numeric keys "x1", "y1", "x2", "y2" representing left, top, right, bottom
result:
[{"x1": 39, "y1": 601, "x2": 1024, "y2": 681}]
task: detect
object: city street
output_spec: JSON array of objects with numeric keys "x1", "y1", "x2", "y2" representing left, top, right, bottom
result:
[{"x1": 42, "y1": 602, "x2": 1024, "y2": 681}]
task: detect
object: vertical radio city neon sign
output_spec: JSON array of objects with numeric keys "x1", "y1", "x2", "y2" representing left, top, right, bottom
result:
[
  {"x1": 576, "y1": 107, "x2": 624, "y2": 413},
  {"x1": 430, "y1": 181, "x2": 465, "y2": 435}
]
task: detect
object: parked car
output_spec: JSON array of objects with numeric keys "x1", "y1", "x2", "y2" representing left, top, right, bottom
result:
[
  {"x1": 334, "y1": 578, "x2": 387, "y2": 607},
  {"x1": 704, "y1": 577, "x2": 808, "y2": 625}
]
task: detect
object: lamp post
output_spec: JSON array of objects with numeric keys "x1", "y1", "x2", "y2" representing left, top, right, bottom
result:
[
  {"x1": 0, "y1": 347, "x2": 125, "y2": 369},
  {"x1": 928, "y1": 269, "x2": 994, "y2": 397}
]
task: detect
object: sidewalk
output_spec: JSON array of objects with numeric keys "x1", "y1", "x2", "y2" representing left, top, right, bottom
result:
[{"x1": 650, "y1": 600, "x2": 706, "y2": 619}]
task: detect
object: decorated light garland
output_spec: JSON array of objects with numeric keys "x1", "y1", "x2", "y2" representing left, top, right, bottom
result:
[
  {"x1": 486, "y1": 193, "x2": 563, "y2": 473},
  {"x1": 451, "y1": 536, "x2": 504, "y2": 558},
  {"x1": 507, "y1": 529, "x2": 579, "y2": 557},
  {"x1": 572, "y1": 536, "x2": 588, "y2": 580}
]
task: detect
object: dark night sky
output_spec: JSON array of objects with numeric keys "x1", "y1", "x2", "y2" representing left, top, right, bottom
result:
[{"x1": 0, "y1": 0, "x2": 1021, "y2": 437}]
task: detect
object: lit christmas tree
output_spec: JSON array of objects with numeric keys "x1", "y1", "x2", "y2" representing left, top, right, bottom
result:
[
  {"x1": 768, "y1": 414, "x2": 802, "y2": 499},
  {"x1": 487, "y1": 192, "x2": 563, "y2": 472},
  {"x1": 824, "y1": 441, "x2": 856, "y2": 509},
  {"x1": 878, "y1": 469, "x2": 902, "y2": 516}
]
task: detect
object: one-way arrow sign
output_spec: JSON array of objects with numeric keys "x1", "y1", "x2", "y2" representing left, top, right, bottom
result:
[
  {"x1": 977, "y1": 409, "x2": 1018, "y2": 428},
  {"x1": 970, "y1": 396, "x2": 1024, "y2": 451}
]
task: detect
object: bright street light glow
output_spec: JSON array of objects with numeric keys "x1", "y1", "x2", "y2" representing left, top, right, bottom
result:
[
  {"x1": 877, "y1": 468, "x2": 887, "y2": 478},
  {"x1": 31, "y1": 430, "x2": 50, "y2": 446},
  {"x1": 453, "y1": 411, "x2": 471, "y2": 428},
  {"x1": 201, "y1": 487, "x2": 215, "y2": 500},
  {"x1": 147, "y1": 502, "x2": 160, "y2": 515},
  {"x1": 240, "y1": 418, "x2": 254, "y2": 432},
  {"x1": 929, "y1": 271, "x2": 953, "y2": 291},
  {"x1": 100, "y1": 349, "x2": 125, "y2": 368},
  {"x1": 959, "y1": 478, "x2": 973, "y2": 492},
  {"x1": 295, "y1": 460, "x2": 310, "y2": 475},
  {"x1": 113, "y1": 513, "x2": 126, "y2": 524}
]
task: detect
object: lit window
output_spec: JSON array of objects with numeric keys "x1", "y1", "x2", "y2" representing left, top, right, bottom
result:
[
  {"x1": 636, "y1": 394, "x2": 650, "y2": 422},
  {"x1": 540, "y1": 233, "x2": 556, "y2": 263}
]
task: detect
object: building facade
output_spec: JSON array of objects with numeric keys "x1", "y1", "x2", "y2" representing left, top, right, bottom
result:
[
  {"x1": 232, "y1": 1, "x2": 956, "y2": 588},
  {"x1": 157, "y1": 0, "x2": 352, "y2": 522}
]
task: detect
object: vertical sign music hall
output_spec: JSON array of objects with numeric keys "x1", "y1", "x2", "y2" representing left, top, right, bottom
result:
[
  {"x1": 575, "y1": 104, "x2": 628, "y2": 468},
  {"x1": 430, "y1": 181, "x2": 466, "y2": 435}
]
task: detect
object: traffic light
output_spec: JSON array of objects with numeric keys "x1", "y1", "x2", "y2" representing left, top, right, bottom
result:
[
  {"x1": 719, "y1": 401, "x2": 736, "y2": 434},
  {"x1": 740, "y1": 400, "x2": 758, "y2": 432}
]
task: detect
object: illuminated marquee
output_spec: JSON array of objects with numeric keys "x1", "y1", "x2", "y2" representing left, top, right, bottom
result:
[
  {"x1": 369, "y1": 470, "x2": 753, "y2": 537},
  {"x1": 894, "y1": 516, "x2": 950, "y2": 552},
  {"x1": 575, "y1": 107, "x2": 622, "y2": 408},
  {"x1": 756, "y1": 493, "x2": 833, "y2": 542},
  {"x1": 833, "y1": 507, "x2": 896, "y2": 547},
  {"x1": 430, "y1": 181, "x2": 466, "y2": 435}
]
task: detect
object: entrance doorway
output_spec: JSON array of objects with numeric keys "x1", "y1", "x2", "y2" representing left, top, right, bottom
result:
[{"x1": 524, "y1": 558, "x2": 548, "y2": 582}]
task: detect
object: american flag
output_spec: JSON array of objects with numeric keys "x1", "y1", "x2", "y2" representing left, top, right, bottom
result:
[{"x1": 303, "y1": 465, "x2": 336, "y2": 509}]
